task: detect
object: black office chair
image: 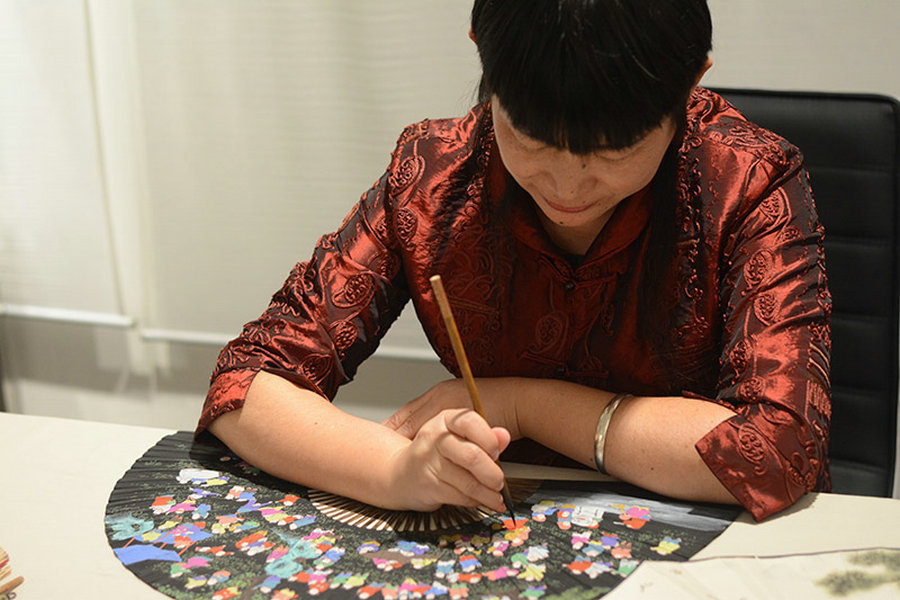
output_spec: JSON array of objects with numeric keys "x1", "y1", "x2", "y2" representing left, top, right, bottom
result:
[{"x1": 712, "y1": 88, "x2": 900, "y2": 497}]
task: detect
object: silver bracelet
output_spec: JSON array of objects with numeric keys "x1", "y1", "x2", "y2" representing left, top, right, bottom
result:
[{"x1": 594, "y1": 392, "x2": 632, "y2": 474}]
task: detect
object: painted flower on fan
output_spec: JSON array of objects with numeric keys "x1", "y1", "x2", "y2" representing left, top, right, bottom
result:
[{"x1": 106, "y1": 514, "x2": 155, "y2": 541}]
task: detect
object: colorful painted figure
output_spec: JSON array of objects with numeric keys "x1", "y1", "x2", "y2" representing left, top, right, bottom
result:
[
  {"x1": 184, "y1": 575, "x2": 207, "y2": 590},
  {"x1": 615, "y1": 559, "x2": 640, "y2": 578},
  {"x1": 176, "y1": 468, "x2": 228, "y2": 487},
  {"x1": 425, "y1": 581, "x2": 449, "y2": 599},
  {"x1": 357, "y1": 583, "x2": 383, "y2": 599},
  {"x1": 614, "y1": 505, "x2": 651, "y2": 530},
  {"x1": 517, "y1": 561, "x2": 547, "y2": 582},
  {"x1": 650, "y1": 536, "x2": 681, "y2": 556},
  {"x1": 457, "y1": 554, "x2": 481, "y2": 573},
  {"x1": 555, "y1": 504, "x2": 577, "y2": 530},
  {"x1": 530, "y1": 500, "x2": 557, "y2": 522},
  {"x1": 357, "y1": 541, "x2": 381, "y2": 554},
  {"x1": 521, "y1": 585, "x2": 547, "y2": 599},
  {"x1": 484, "y1": 566, "x2": 519, "y2": 581},
  {"x1": 565, "y1": 559, "x2": 612, "y2": 579},
  {"x1": 434, "y1": 559, "x2": 456, "y2": 579},
  {"x1": 206, "y1": 570, "x2": 231, "y2": 586},
  {"x1": 570, "y1": 531, "x2": 590, "y2": 550},
  {"x1": 569, "y1": 506, "x2": 602, "y2": 529},
  {"x1": 611, "y1": 542, "x2": 633, "y2": 560},
  {"x1": 211, "y1": 586, "x2": 240, "y2": 600}
]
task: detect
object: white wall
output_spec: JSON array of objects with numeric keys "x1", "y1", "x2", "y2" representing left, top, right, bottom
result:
[
  {"x1": 706, "y1": 0, "x2": 900, "y2": 99},
  {"x1": 2, "y1": 0, "x2": 899, "y2": 488}
]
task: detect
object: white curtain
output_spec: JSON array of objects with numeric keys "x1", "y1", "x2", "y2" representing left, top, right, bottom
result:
[
  {"x1": 1, "y1": 0, "x2": 481, "y2": 364},
  {"x1": 0, "y1": 1, "x2": 124, "y2": 318}
]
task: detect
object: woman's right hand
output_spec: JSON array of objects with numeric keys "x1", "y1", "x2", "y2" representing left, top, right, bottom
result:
[{"x1": 382, "y1": 408, "x2": 511, "y2": 513}]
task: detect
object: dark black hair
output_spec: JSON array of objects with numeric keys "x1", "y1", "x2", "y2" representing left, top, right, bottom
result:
[{"x1": 471, "y1": 0, "x2": 711, "y2": 154}]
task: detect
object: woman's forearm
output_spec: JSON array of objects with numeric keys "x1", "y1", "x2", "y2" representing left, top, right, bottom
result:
[
  {"x1": 209, "y1": 371, "x2": 511, "y2": 513},
  {"x1": 208, "y1": 371, "x2": 410, "y2": 507},
  {"x1": 512, "y1": 378, "x2": 738, "y2": 504}
]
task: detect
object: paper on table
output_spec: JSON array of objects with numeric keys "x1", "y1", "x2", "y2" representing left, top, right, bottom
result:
[{"x1": 609, "y1": 547, "x2": 900, "y2": 600}]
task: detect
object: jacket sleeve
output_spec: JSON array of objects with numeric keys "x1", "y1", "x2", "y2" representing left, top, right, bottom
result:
[
  {"x1": 695, "y1": 152, "x2": 832, "y2": 520},
  {"x1": 196, "y1": 161, "x2": 410, "y2": 438}
]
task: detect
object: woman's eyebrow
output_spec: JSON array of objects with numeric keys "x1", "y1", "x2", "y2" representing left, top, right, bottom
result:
[
  {"x1": 517, "y1": 136, "x2": 549, "y2": 151},
  {"x1": 596, "y1": 134, "x2": 651, "y2": 156},
  {"x1": 506, "y1": 123, "x2": 547, "y2": 150}
]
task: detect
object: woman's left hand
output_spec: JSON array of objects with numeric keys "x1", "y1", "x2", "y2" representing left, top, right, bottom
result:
[{"x1": 382, "y1": 378, "x2": 523, "y2": 440}]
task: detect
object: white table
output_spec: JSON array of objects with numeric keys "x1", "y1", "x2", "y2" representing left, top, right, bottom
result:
[{"x1": 2, "y1": 412, "x2": 898, "y2": 599}]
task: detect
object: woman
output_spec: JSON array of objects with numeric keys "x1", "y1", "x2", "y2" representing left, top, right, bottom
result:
[{"x1": 198, "y1": 0, "x2": 831, "y2": 521}]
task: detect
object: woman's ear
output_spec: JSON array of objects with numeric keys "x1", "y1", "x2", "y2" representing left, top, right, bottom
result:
[
  {"x1": 469, "y1": 27, "x2": 477, "y2": 44},
  {"x1": 694, "y1": 56, "x2": 713, "y2": 87}
]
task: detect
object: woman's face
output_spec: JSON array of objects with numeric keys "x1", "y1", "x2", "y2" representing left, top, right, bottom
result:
[{"x1": 491, "y1": 97, "x2": 676, "y2": 244}]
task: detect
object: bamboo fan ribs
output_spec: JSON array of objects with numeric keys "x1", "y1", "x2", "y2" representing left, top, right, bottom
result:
[{"x1": 309, "y1": 479, "x2": 538, "y2": 533}]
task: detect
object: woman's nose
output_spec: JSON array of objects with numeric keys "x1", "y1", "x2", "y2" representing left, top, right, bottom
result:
[{"x1": 548, "y1": 170, "x2": 597, "y2": 201}]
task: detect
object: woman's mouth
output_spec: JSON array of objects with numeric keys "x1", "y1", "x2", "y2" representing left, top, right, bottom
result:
[{"x1": 542, "y1": 196, "x2": 594, "y2": 214}]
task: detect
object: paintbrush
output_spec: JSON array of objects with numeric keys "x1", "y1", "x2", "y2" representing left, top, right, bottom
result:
[
  {"x1": 429, "y1": 274, "x2": 517, "y2": 527},
  {"x1": 0, "y1": 575, "x2": 23, "y2": 596}
]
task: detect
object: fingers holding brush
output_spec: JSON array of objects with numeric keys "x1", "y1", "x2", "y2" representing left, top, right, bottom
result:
[{"x1": 385, "y1": 408, "x2": 510, "y2": 512}]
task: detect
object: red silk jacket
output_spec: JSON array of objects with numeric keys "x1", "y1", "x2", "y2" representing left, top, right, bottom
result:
[{"x1": 198, "y1": 88, "x2": 832, "y2": 521}]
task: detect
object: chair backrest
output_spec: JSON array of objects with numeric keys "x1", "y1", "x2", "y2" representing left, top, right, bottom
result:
[{"x1": 712, "y1": 88, "x2": 900, "y2": 497}]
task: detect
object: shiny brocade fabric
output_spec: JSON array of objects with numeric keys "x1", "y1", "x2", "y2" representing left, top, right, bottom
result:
[{"x1": 198, "y1": 88, "x2": 832, "y2": 521}]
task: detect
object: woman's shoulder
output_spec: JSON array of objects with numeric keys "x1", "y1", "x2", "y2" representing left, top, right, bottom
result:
[
  {"x1": 682, "y1": 87, "x2": 812, "y2": 219},
  {"x1": 384, "y1": 104, "x2": 494, "y2": 207},
  {"x1": 391, "y1": 104, "x2": 492, "y2": 160},
  {"x1": 684, "y1": 87, "x2": 803, "y2": 175}
]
